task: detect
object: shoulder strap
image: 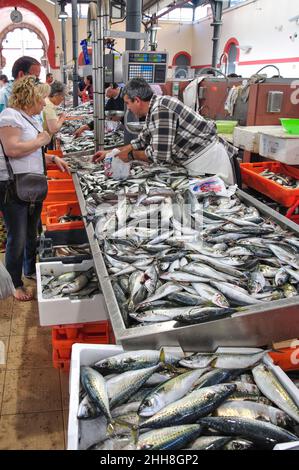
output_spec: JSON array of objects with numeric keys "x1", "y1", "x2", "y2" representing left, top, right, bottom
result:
[
  {"x1": 17, "y1": 110, "x2": 47, "y2": 175},
  {"x1": 0, "y1": 140, "x2": 14, "y2": 181}
]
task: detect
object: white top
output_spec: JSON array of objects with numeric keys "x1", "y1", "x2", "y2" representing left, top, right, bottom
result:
[{"x1": 0, "y1": 108, "x2": 43, "y2": 181}]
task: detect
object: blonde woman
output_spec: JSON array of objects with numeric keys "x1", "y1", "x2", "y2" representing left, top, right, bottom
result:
[{"x1": 0, "y1": 75, "x2": 69, "y2": 301}]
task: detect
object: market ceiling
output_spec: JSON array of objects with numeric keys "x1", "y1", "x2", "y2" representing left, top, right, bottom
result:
[
  {"x1": 142, "y1": 0, "x2": 211, "y2": 12},
  {"x1": 58, "y1": 1, "x2": 209, "y2": 11}
]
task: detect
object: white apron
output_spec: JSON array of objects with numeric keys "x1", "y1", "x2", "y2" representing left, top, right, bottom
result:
[{"x1": 183, "y1": 140, "x2": 236, "y2": 185}]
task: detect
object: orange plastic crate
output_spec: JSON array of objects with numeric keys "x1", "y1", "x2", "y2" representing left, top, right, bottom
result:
[
  {"x1": 47, "y1": 170, "x2": 72, "y2": 180},
  {"x1": 53, "y1": 350, "x2": 71, "y2": 371},
  {"x1": 52, "y1": 321, "x2": 115, "y2": 371},
  {"x1": 46, "y1": 149, "x2": 64, "y2": 158},
  {"x1": 41, "y1": 200, "x2": 78, "y2": 225},
  {"x1": 46, "y1": 202, "x2": 84, "y2": 231},
  {"x1": 44, "y1": 190, "x2": 78, "y2": 204},
  {"x1": 48, "y1": 180, "x2": 75, "y2": 191},
  {"x1": 241, "y1": 161, "x2": 299, "y2": 207},
  {"x1": 269, "y1": 346, "x2": 299, "y2": 371},
  {"x1": 286, "y1": 200, "x2": 299, "y2": 225}
]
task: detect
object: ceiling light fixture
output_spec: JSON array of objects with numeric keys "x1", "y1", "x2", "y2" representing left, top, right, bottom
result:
[{"x1": 58, "y1": 1, "x2": 68, "y2": 20}]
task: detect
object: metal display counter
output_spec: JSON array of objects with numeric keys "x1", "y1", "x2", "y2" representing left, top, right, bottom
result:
[{"x1": 73, "y1": 174, "x2": 299, "y2": 351}]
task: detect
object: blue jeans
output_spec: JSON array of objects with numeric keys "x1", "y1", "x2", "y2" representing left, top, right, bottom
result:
[{"x1": 0, "y1": 181, "x2": 42, "y2": 288}]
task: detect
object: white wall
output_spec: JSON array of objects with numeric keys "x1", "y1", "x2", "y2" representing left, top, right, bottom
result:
[{"x1": 192, "y1": 0, "x2": 299, "y2": 78}]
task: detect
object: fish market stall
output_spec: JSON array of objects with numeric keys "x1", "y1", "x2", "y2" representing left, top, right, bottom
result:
[
  {"x1": 72, "y1": 163, "x2": 299, "y2": 351},
  {"x1": 67, "y1": 343, "x2": 299, "y2": 450}
]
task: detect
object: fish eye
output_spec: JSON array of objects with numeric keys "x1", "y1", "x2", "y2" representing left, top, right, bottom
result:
[{"x1": 143, "y1": 399, "x2": 152, "y2": 408}]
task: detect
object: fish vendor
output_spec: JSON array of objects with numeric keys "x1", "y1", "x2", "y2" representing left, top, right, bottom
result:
[
  {"x1": 74, "y1": 83, "x2": 125, "y2": 138},
  {"x1": 93, "y1": 78, "x2": 237, "y2": 184}
]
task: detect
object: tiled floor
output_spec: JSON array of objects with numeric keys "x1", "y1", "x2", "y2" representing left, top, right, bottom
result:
[{"x1": 0, "y1": 277, "x2": 69, "y2": 450}]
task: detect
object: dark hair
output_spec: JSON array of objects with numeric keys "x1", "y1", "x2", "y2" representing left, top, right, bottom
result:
[
  {"x1": 46, "y1": 72, "x2": 53, "y2": 79},
  {"x1": 86, "y1": 75, "x2": 93, "y2": 84},
  {"x1": 227, "y1": 73, "x2": 241, "y2": 78},
  {"x1": 0, "y1": 74, "x2": 8, "y2": 83},
  {"x1": 122, "y1": 78, "x2": 153, "y2": 102},
  {"x1": 12, "y1": 56, "x2": 40, "y2": 79},
  {"x1": 110, "y1": 82, "x2": 118, "y2": 89},
  {"x1": 49, "y1": 80, "x2": 65, "y2": 97}
]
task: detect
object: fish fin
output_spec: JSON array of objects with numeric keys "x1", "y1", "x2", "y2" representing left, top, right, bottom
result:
[
  {"x1": 210, "y1": 357, "x2": 218, "y2": 368},
  {"x1": 159, "y1": 348, "x2": 178, "y2": 373},
  {"x1": 107, "y1": 420, "x2": 116, "y2": 436},
  {"x1": 159, "y1": 347, "x2": 166, "y2": 364}
]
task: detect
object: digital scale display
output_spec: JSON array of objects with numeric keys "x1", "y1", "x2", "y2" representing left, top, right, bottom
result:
[{"x1": 128, "y1": 53, "x2": 167, "y2": 64}]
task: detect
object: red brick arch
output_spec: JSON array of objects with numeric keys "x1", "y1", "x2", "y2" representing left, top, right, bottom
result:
[
  {"x1": 223, "y1": 37, "x2": 240, "y2": 64},
  {"x1": 172, "y1": 51, "x2": 191, "y2": 67},
  {"x1": 0, "y1": 0, "x2": 59, "y2": 69},
  {"x1": 0, "y1": 22, "x2": 49, "y2": 66}
]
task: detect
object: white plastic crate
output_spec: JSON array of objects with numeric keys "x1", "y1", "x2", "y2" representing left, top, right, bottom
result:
[
  {"x1": 67, "y1": 343, "x2": 186, "y2": 450},
  {"x1": 260, "y1": 130, "x2": 299, "y2": 164},
  {"x1": 67, "y1": 344, "x2": 124, "y2": 450},
  {"x1": 67, "y1": 345, "x2": 299, "y2": 451},
  {"x1": 233, "y1": 126, "x2": 281, "y2": 153},
  {"x1": 36, "y1": 260, "x2": 108, "y2": 326}
]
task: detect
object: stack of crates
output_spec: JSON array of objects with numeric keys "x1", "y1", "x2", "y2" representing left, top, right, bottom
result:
[
  {"x1": 52, "y1": 320, "x2": 115, "y2": 372},
  {"x1": 43, "y1": 165, "x2": 87, "y2": 245}
]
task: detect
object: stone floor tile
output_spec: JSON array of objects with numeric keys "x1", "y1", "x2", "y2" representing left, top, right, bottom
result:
[
  {"x1": 2, "y1": 368, "x2": 61, "y2": 415},
  {"x1": 0, "y1": 411, "x2": 65, "y2": 450}
]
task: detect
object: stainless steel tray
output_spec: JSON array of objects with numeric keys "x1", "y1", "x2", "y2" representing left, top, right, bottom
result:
[{"x1": 73, "y1": 174, "x2": 299, "y2": 351}]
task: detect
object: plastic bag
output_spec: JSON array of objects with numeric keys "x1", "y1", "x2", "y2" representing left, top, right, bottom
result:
[
  {"x1": 190, "y1": 176, "x2": 237, "y2": 198},
  {"x1": 104, "y1": 148, "x2": 130, "y2": 180},
  {"x1": 0, "y1": 262, "x2": 15, "y2": 300}
]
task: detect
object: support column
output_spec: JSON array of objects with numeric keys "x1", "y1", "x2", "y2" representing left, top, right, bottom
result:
[
  {"x1": 211, "y1": 0, "x2": 223, "y2": 68},
  {"x1": 72, "y1": 0, "x2": 79, "y2": 107}
]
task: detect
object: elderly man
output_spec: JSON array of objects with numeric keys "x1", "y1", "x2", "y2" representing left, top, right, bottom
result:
[{"x1": 93, "y1": 78, "x2": 237, "y2": 184}]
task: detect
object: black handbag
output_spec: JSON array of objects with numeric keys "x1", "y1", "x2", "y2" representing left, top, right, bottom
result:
[{"x1": 0, "y1": 112, "x2": 48, "y2": 206}]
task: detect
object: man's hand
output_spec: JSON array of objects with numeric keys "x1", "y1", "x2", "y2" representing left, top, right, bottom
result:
[
  {"x1": 92, "y1": 150, "x2": 109, "y2": 163},
  {"x1": 74, "y1": 125, "x2": 89, "y2": 138}
]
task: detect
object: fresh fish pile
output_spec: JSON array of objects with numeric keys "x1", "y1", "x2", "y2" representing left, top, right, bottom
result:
[
  {"x1": 52, "y1": 244, "x2": 91, "y2": 258},
  {"x1": 41, "y1": 267, "x2": 100, "y2": 300},
  {"x1": 260, "y1": 169, "x2": 299, "y2": 188},
  {"x1": 76, "y1": 348, "x2": 299, "y2": 450},
  {"x1": 63, "y1": 154, "x2": 100, "y2": 172},
  {"x1": 59, "y1": 134, "x2": 95, "y2": 154},
  {"x1": 77, "y1": 163, "x2": 299, "y2": 328},
  {"x1": 58, "y1": 129, "x2": 124, "y2": 154},
  {"x1": 57, "y1": 102, "x2": 94, "y2": 117}
]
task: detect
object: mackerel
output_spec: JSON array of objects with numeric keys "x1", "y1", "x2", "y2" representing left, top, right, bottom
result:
[
  {"x1": 200, "y1": 416, "x2": 298, "y2": 449},
  {"x1": 252, "y1": 363, "x2": 299, "y2": 423},
  {"x1": 139, "y1": 384, "x2": 236, "y2": 428}
]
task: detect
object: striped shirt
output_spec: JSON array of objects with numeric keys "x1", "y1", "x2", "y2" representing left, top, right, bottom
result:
[{"x1": 131, "y1": 95, "x2": 236, "y2": 164}]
